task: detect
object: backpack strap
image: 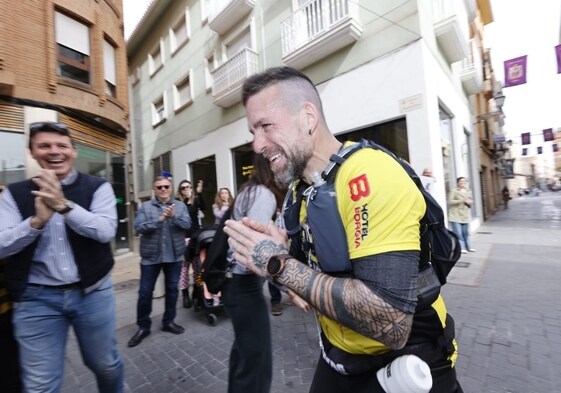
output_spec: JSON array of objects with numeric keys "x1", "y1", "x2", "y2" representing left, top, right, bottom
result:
[{"x1": 322, "y1": 141, "x2": 366, "y2": 184}]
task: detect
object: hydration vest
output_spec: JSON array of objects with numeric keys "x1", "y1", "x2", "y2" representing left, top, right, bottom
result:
[
  {"x1": 281, "y1": 140, "x2": 459, "y2": 371},
  {"x1": 282, "y1": 139, "x2": 461, "y2": 308}
]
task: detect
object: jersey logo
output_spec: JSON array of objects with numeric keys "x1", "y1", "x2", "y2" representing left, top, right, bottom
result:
[
  {"x1": 353, "y1": 205, "x2": 369, "y2": 248},
  {"x1": 348, "y1": 174, "x2": 371, "y2": 202}
]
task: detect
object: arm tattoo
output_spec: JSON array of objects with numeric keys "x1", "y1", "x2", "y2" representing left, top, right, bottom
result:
[
  {"x1": 252, "y1": 240, "x2": 284, "y2": 271},
  {"x1": 279, "y1": 260, "x2": 412, "y2": 349}
]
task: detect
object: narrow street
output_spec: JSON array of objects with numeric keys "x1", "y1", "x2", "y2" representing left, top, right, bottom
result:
[{"x1": 62, "y1": 192, "x2": 561, "y2": 393}]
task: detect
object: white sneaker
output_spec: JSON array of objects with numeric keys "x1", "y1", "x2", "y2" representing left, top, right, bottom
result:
[
  {"x1": 468, "y1": 248, "x2": 477, "y2": 252},
  {"x1": 461, "y1": 249, "x2": 468, "y2": 254}
]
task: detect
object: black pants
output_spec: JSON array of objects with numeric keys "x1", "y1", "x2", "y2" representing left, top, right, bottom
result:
[
  {"x1": 222, "y1": 274, "x2": 272, "y2": 393},
  {"x1": 0, "y1": 310, "x2": 23, "y2": 393},
  {"x1": 309, "y1": 353, "x2": 463, "y2": 393}
]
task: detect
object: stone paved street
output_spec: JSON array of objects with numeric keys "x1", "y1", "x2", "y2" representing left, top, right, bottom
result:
[{"x1": 61, "y1": 192, "x2": 561, "y2": 393}]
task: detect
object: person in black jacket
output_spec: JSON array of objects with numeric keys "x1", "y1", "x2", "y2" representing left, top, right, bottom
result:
[{"x1": 176, "y1": 179, "x2": 206, "y2": 308}]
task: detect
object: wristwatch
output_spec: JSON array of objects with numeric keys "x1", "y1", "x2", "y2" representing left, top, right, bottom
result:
[
  {"x1": 56, "y1": 200, "x2": 75, "y2": 215},
  {"x1": 266, "y1": 254, "x2": 292, "y2": 281}
]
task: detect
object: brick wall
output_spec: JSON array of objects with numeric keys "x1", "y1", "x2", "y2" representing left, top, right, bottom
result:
[{"x1": 0, "y1": 0, "x2": 129, "y2": 132}]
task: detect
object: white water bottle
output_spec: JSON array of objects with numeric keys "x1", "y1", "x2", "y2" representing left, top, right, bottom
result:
[{"x1": 376, "y1": 355, "x2": 432, "y2": 393}]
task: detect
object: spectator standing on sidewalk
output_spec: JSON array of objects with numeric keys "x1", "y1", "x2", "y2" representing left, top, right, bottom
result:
[
  {"x1": 128, "y1": 176, "x2": 191, "y2": 347},
  {"x1": 420, "y1": 167, "x2": 436, "y2": 195},
  {"x1": 449, "y1": 177, "x2": 475, "y2": 254},
  {"x1": 213, "y1": 187, "x2": 234, "y2": 224},
  {"x1": 0, "y1": 121, "x2": 123, "y2": 392},
  {"x1": 176, "y1": 179, "x2": 206, "y2": 308}
]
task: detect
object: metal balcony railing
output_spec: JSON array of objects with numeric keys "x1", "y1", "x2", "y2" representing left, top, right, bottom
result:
[
  {"x1": 281, "y1": 0, "x2": 358, "y2": 57},
  {"x1": 211, "y1": 47, "x2": 258, "y2": 104}
]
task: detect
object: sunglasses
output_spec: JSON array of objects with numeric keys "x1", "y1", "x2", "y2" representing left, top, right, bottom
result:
[
  {"x1": 155, "y1": 185, "x2": 170, "y2": 190},
  {"x1": 180, "y1": 185, "x2": 192, "y2": 190},
  {"x1": 30, "y1": 122, "x2": 68, "y2": 133}
]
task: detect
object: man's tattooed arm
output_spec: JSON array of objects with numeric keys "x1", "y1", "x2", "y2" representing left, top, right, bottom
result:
[{"x1": 276, "y1": 258, "x2": 413, "y2": 349}]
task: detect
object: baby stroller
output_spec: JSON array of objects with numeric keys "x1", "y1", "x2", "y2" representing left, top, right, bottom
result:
[{"x1": 190, "y1": 225, "x2": 224, "y2": 326}]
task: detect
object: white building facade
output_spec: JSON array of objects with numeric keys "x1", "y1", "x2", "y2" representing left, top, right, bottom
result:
[{"x1": 128, "y1": 0, "x2": 495, "y2": 229}]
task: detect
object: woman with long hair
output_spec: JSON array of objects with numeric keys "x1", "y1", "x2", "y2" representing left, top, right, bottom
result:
[
  {"x1": 176, "y1": 179, "x2": 206, "y2": 308},
  {"x1": 221, "y1": 154, "x2": 283, "y2": 393},
  {"x1": 212, "y1": 187, "x2": 234, "y2": 224}
]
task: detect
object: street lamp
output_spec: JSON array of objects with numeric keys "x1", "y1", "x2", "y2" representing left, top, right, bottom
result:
[
  {"x1": 494, "y1": 139, "x2": 514, "y2": 179},
  {"x1": 476, "y1": 92, "x2": 506, "y2": 122},
  {"x1": 494, "y1": 93, "x2": 505, "y2": 109}
]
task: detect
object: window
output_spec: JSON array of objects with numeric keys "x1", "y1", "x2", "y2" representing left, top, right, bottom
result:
[
  {"x1": 151, "y1": 94, "x2": 167, "y2": 127},
  {"x1": 55, "y1": 11, "x2": 90, "y2": 84},
  {"x1": 152, "y1": 152, "x2": 172, "y2": 180},
  {"x1": 148, "y1": 40, "x2": 164, "y2": 76},
  {"x1": 204, "y1": 52, "x2": 216, "y2": 92},
  {"x1": 170, "y1": 8, "x2": 190, "y2": 54},
  {"x1": 0, "y1": 130, "x2": 25, "y2": 186},
  {"x1": 224, "y1": 25, "x2": 252, "y2": 58},
  {"x1": 173, "y1": 72, "x2": 193, "y2": 112},
  {"x1": 103, "y1": 39, "x2": 117, "y2": 97}
]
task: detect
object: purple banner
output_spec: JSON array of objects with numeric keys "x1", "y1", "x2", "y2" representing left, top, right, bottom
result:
[
  {"x1": 504, "y1": 55, "x2": 527, "y2": 87},
  {"x1": 556, "y1": 44, "x2": 561, "y2": 74}
]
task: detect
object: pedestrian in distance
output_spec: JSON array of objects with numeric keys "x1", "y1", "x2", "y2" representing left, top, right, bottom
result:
[
  {"x1": 502, "y1": 186, "x2": 511, "y2": 209},
  {"x1": 0, "y1": 121, "x2": 124, "y2": 392},
  {"x1": 128, "y1": 176, "x2": 191, "y2": 347},
  {"x1": 212, "y1": 187, "x2": 234, "y2": 224},
  {"x1": 420, "y1": 167, "x2": 436, "y2": 195},
  {"x1": 225, "y1": 66, "x2": 463, "y2": 393},
  {"x1": 449, "y1": 177, "x2": 475, "y2": 254},
  {"x1": 176, "y1": 179, "x2": 206, "y2": 308}
]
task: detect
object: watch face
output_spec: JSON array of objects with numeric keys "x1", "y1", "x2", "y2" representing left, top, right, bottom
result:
[{"x1": 267, "y1": 256, "x2": 282, "y2": 276}]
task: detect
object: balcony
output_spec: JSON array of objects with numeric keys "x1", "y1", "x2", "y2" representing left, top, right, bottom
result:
[
  {"x1": 281, "y1": 0, "x2": 362, "y2": 69},
  {"x1": 433, "y1": 0, "x2": 468, "y2": 63},
  {"x1": 208, "y1": 0, "x2": 255, "y2": 35},
  {"x1": 460, "y1": 39, "x2": 483, "y2": 95},
  {"x1": 211, "y1": 47, "x2": 259, "y2": 108}
]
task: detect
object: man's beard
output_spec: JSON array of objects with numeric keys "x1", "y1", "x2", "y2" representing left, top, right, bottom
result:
[{"x1": 273, "y1": 145, "x2": 312, "y2": 189}]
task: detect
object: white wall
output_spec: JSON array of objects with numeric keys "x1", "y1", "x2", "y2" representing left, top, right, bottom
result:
[{"x1": 172, "y1": 39, "x2": 480, "y2": 228}]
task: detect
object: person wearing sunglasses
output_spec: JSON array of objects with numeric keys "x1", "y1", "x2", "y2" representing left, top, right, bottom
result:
[
  {"x1": 128, "y1": 176, "x2": 191, "y2": 348},
  {"x1": 0, "y1": 121, "x2": 124, "y2": 392},
  {"x1": 175, "y1": 179, "x2": 206, "y2": 308}
]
